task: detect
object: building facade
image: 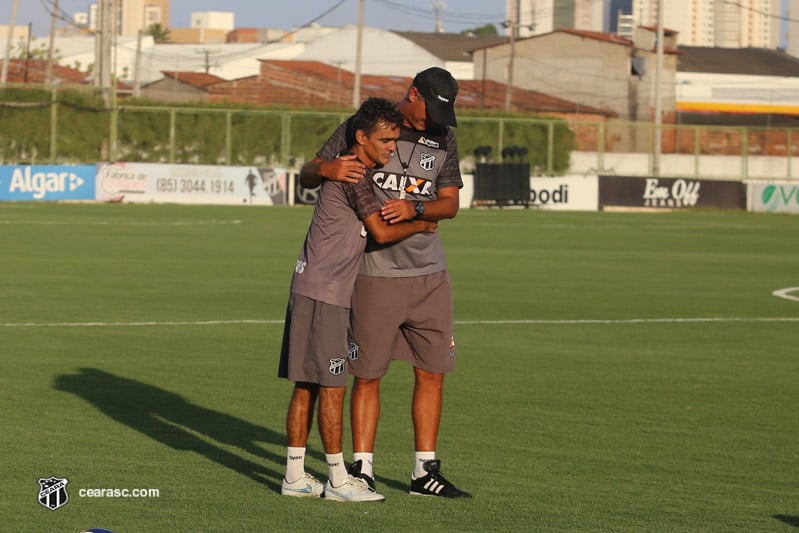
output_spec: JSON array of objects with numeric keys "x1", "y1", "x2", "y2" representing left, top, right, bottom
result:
[
  {"x1": 506, "y1": 0, "x2": 605, "y2": 36},
  {"x1": 633, "y1": 0, "x2": 781, "y2": 48},
  {"x1": 473, "y1": 27, "x2": 678, "y2": 151},
  {"x1": 191, "y1": 12, "x2": 235, "y2": 33},
  {"x1": 82, "y1": 1, "x2": 170, "y2": 36},
  {"x1": 785, "y1": 0, "x2": 799, "y2": 56}
]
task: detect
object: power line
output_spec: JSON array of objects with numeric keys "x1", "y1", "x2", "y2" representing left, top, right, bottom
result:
[
  {"x1": 262, "y1": 0, "x2": 350, "y2": 44},
  {"x1": 39, "y1": 0, "x2": 91, "y2": 31},
  {"x1": 375, "y1": 0, "x2": 505, "y2": 25},
  {"x1": 721, "y1": 0, "x2": 799, "y2": 24}
]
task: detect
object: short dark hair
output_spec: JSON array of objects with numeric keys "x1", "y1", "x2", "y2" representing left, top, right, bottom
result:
[{"x1": 348, "y1": 97, "x2": 404, "y2": 142}]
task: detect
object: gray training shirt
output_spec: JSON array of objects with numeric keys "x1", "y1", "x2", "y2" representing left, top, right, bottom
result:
[{"x1": 316, "y1": 121, "x2": 463, "y2": 277}]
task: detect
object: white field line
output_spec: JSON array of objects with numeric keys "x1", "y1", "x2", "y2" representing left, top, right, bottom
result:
[
  {"x1": 1, "y1": 317, "x2": 797, "y2": 328},
  {"x1": 773, "y1": 287, "x2": 799, "y2": 303},
  {"x1": 0, "y1": 220, "x2": 242, "y2": 226},
  {"x1": 456, "y1": 317, "x2": 799, "y2": 324},
  {"x1": 0, "y1": 319, "x2": 280, "y2": 328}
]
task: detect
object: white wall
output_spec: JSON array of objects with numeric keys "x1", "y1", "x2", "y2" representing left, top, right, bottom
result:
[
  {"x1": 298, "y1": 27, "x2": 450, "y2": 77},
  {"x1": 191, "y1": 12, "x2": 235, "y2": 32},
  {"x1": 52, "y1": 35, "x2": 306, "y2": 84},
  {"x1": 676, "y1": 72, "x2": 799, "y2": 114},
  {"x1": 570, "y1": 151, "x2": 799, "y2": 180}
]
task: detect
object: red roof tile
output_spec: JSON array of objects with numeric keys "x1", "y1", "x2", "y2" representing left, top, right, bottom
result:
[
  {"x1": 560, "y1": 29, "x2": 633, "y2": 46},
  {"x1": 639, "y1": 25, "x2": 679, "y2": 36},
  {"x1": 0, "y1": 59, "x2": 90, "y2": 84},
  {"x1": 161, "y1": 71, "x2": 226, "y2": 88},
  {"x1": 206, "y1": 59, "x2": 612, "y2": 117}
]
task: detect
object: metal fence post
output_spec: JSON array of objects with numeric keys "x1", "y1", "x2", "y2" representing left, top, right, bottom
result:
[
  {"x1": 547, "y1": 121, "x2": 554, "y2": 175},
  {"x1": 649, "y1": 121, "x2": 655, "y2": 176},
  {"x1": 694, "y1": 125, "x2": 700, "y2": 177},
  {"x1": 169, "y1": 108, "x2": 176, "y2": 163},
  {"x1": 497, "y1": 119, "x2": 505, "y2": 160},
  {"x1": 597, "y1": 121, "x2": 605, "y2": 172},
  {"x1": 741, "y1": 127, "x2": 748, "y2": 180},
  {"x1": 281, "y1": 112, "x2": 290, "y2": 165},
  {"x1": 225, "y1": 110, "x2": 232, "y2": 164},
  {"x1": 49, "y1": 87, "x2": 58, "y2": 164},
  {"x1": 106, "y1": 81, "x2": 119, "y2": 162},
  {"x1": 110, "y1": 101, "x2": 118, "y2": 162}
]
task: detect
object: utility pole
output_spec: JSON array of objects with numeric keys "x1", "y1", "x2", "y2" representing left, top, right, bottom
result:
[
  {"x1": 504, "y1": 27, "x2": 515, "y2": 111},
  {"x1": 504, "y1": 0, "x2": 520, "y2": 112},
  {"x1": 133, "y1": 29, "x2": 143, "y2": 98},
  {"x1": 109, "y1": 0, "x2": 119, "y2": 160},
  {"x1": 111, "y1": 0, "x2": 118, "y2": 84},
  {"x1": 98, "y1": 0, "x2": 113, "y2": 105},
  {"x1": 352, "y1": 0, "x2": 364, "y2": 108},
  {"x1": 2, "y1": 0, "x2": 20, "y2": 84},
  {"x1": 94, "y1": 0, "x2": 102, "y2": 87},
  {"x1": 46, "y1": 0, "x2": 59, "y2": 84},
  {"x1": 24, "y1": 23, "x2": 31, "y2": 82},
  {"x1": 433, "y1": 1, "x2": 446, "y2": 33},
  {"x1": 332, "y1": 59, "x2": 345, "y2": 107},
  {"x1": 653, "y1": 0, "x2": 664, "y2": 177},
  {"x1": 196, "y1": 48, "x2": 220, "y2": 74}
]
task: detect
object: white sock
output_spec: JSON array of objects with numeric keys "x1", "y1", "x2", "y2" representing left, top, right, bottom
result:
[
  {"x1": 285, "y1": 446, "x2": 306, "y2": 483},
  {"x1": 353, "y1": 452, "x2": 374, "y2": 477},
  {"x1": 326, "y1": 452, "x2": 347, "y2": 487},
  {"x1": 413, "y1": 451, "x2": 435, "y2": 479}
]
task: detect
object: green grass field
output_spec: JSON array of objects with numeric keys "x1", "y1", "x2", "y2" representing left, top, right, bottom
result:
[{"x1": 1, "y1": 202, "x2": 798, "y2": 532}]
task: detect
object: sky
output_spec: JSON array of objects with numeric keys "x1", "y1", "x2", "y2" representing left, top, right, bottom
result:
[{"x1": 3, "y1": 0, "x2": 509, "y2": 38}]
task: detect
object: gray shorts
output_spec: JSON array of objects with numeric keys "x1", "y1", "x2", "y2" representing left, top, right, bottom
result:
[
  {"x1": 348, "y1": 270, "x2": 456, "y2": 379},
  {"x1": 278, "y1": 294, "x2": 351, "y2": 387}
]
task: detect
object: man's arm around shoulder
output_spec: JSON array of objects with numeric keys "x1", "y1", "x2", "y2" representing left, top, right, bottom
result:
[{"x1": 299, "y1": 155, "x2": 367, "y2": 188}]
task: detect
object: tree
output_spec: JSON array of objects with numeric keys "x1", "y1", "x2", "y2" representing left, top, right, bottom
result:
[
  {"x1": 10, "y1": 38, "x2": 59, "y2": 61},
  {"x1": 145, "y1": 23, "x2": 171, "y2": 44},
  {"x1": 461, "y1": 24, "x2": 498, "y2": 36}
]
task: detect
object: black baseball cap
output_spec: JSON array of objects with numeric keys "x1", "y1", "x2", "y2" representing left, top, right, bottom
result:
[{"x1": 413, "y1": 67, "x2": 459, "y2": 127}]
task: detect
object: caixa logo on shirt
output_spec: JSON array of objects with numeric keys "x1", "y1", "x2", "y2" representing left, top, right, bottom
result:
[{"x1": 372, "y1": 172, "x2": 432, "y2": 196}]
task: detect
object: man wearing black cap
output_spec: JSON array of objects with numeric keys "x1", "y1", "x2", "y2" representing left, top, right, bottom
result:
[{"x1": 299, "y1": 67, "x2": 470, "y2": 499}]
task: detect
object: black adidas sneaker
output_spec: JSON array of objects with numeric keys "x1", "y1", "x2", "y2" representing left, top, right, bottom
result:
[{"x1": 409, "y1": 459, "x2": 472, "y2": 499}]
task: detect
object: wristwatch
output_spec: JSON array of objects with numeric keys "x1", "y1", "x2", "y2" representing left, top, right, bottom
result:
[{"x1": 414, "y1": 200, "x2": 425, "y2": 219}]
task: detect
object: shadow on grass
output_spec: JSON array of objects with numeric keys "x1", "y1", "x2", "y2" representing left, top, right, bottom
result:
[
  {"x1": 54, "y1": 367, "x2": 311, "y2": 493},
  {"x1": 374, "y1": 475, "x2": 408, "y2": 493},
  {"x1": 774, "y1": 515, "x2": 799, "y2": 528}
]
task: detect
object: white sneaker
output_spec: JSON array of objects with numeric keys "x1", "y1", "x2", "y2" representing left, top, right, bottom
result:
[
  {"x1": 281, "y1": 473, "x2": 324, "y2": 498},
  {"x1": 324, "y1": 475, "x2": 386, "y2": 502}
]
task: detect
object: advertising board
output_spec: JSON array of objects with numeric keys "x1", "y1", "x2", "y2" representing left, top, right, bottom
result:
[
  {"x1": 95, "y1": 163, "x2": 287, "y2": 205},
  {"x1": 0, "y1": 165, "x2": 96, "y2": 201}
]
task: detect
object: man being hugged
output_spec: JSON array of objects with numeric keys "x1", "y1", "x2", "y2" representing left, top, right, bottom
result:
[
  {"x1": 279, "y1": 98, "x2": 437, "y2": 502},
  {"x1": 301, "y1": 67, "x2": 471, "y2": 499}
]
